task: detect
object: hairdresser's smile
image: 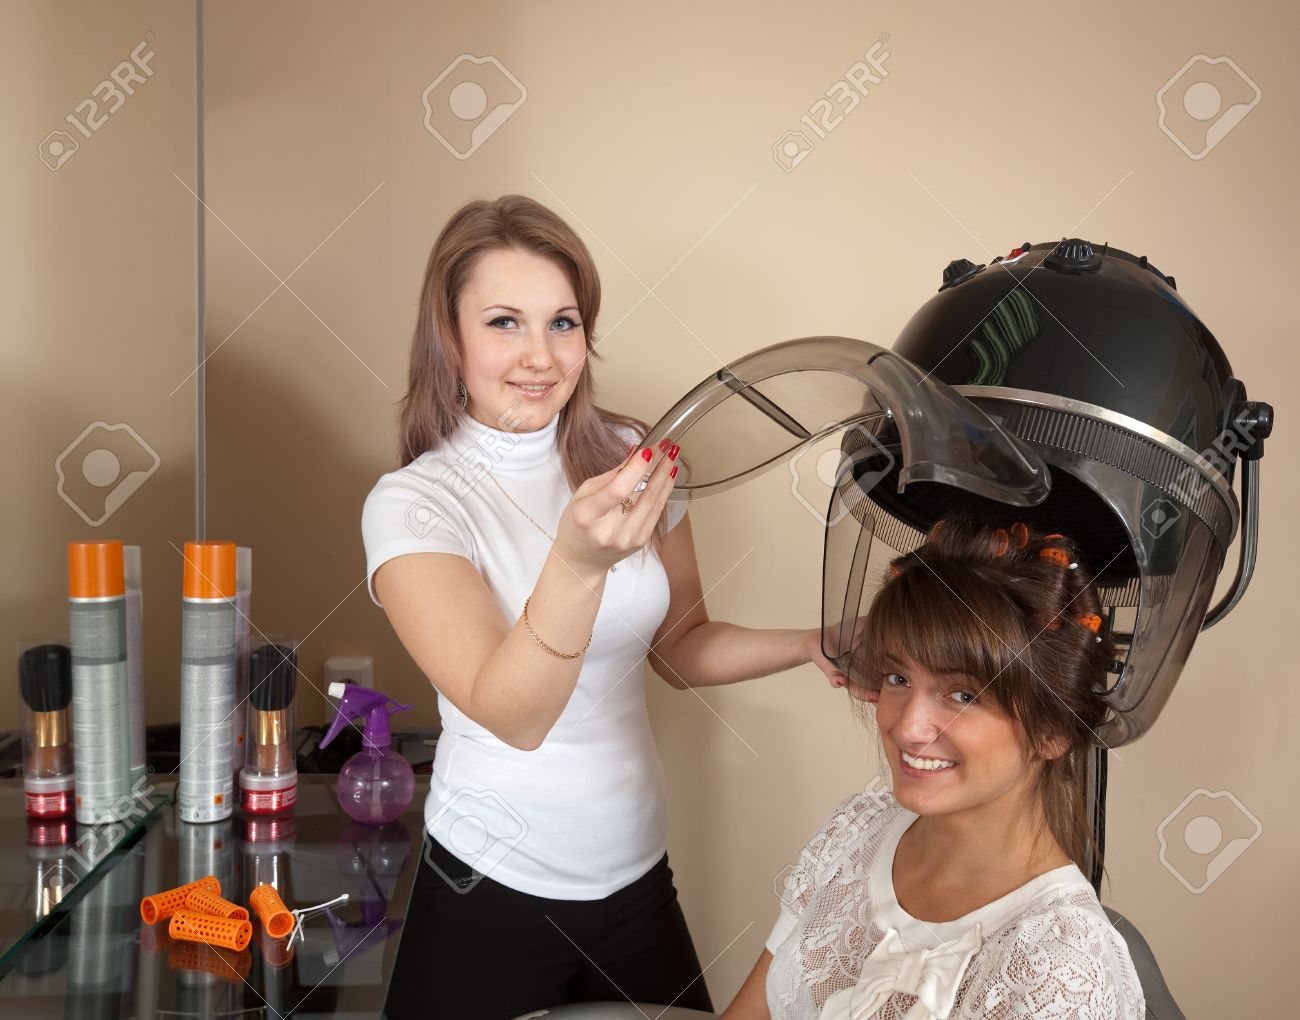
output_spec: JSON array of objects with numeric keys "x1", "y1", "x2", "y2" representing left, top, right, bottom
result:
[{"x1": 506, "y1": 380, "x2": 559, "y2": 400}]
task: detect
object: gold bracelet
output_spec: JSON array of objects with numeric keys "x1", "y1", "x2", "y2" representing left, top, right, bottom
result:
[{"x1": 522, "y1": 595, "x2": 592, "y2": 660}]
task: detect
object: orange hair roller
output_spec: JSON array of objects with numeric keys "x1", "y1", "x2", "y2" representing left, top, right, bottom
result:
[
  {"x1": 184, "y1": 888, "x2": 249, "y2": 921},
  {"x1": 1078, "y1": 613, "x2": 1103, "y2": 634},
  {"x1": 990, "y1": 528, "x2": 1010, "y2": 556},
  {"x1": 168, "y1": 909, "x2": 253, "y2": 952},
  {"x1": 1008, "y1": 522, "x2": 1030, "y2": 550},
  {"x1": 1039, "y1": 547, "x2": 1072, "y2": 568},
  {"x1": 888, "y1": 563, "x2": 903, "y2": 578},
  {"x1": 140, "y1": 875, "x2": 221, "y2": 925},
  {"x1": 250, "y1": 883, "x2": 295, "y2": 938}
]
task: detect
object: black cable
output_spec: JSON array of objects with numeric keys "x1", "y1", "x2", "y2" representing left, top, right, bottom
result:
[{"x1": 1091, "y1": 745, "x2": 1108, "y2": 894}]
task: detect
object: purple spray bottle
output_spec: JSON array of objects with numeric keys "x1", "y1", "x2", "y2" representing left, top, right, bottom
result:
[{"x1": 319, "y1": 683, "x2": 415, "y2": 824}]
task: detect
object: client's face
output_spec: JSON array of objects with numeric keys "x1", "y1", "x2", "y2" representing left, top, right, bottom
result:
[
  {"x1": 864, "y1": 652, "x2": 1037, "y2": 819},
  {"x1": 456, "y1": 246, "x2": 587, "y2": 433}
]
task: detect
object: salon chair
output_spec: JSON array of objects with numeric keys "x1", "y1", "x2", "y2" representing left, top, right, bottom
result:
[{"x1": 1106, "y1": 908, "x2": 1187, "y2": 1019}]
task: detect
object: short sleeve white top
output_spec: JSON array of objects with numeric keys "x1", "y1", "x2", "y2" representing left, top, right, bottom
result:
[
  {"x1": 361, "y1": 412, "x2": 686, "y2": 900},
  {"x1": 765, "y1": 788, "x2": 1146, "y2": 1019}
]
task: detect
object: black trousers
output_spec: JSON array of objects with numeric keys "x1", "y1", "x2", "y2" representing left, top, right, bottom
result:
[{"x1": 383, "y1": 833, "x2": 715, "y2": 1019}]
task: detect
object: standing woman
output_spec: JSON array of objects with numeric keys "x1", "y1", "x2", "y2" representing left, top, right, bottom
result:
[{"x1": 364, "y1": 194, "x2": 846, "y2": 1019}]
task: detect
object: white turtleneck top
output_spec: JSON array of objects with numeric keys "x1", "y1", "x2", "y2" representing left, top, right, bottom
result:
[{"x1": 361, "y1": 412, "x2": 686, "y2": 899}]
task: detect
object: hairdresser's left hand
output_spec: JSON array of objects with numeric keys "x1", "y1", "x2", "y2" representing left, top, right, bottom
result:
[{"x1": 801, "y1": 628, "x2": 851, "y2": 689}]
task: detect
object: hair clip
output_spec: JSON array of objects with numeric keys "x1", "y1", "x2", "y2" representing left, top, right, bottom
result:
[{"x1": 287, "y1": 893, "x2": 349, "y2": 947}]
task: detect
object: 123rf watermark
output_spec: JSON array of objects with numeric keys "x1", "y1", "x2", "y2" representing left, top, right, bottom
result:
[
  {"x1": 404, "y1": 399, "x2": 527, "y2": 539},
  {"x1": 55, "y1": 420, "x2": 161, "y2": 527},
  {"x1": 38, "y1": 35, "x2": 157, "y2": 172},
  {"x1": 1140, "y1": 410, "x2": 1263, "y2": 541},
  {"x1": 1156, "y1": 54, "x2": 1260, "y2": 161},
  {"x1": 774, "y1": 36, "x2": 890, "y2": 173},
  {"x1": 1157, "y1": 787, "x2": 1261, "y2": 894},
  {"x1": 422, "y1": 54, "x2": 527, "y2": 160}
]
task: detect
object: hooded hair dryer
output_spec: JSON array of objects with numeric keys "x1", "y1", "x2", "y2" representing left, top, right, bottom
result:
[{"x1": 642, "y1": 237, "x2": 1272, "y2": 750}]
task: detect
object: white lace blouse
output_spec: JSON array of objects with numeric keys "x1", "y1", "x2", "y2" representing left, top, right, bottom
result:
[{"x1": 764, "y1": 789, "x2": 1146, "y2": 1019}]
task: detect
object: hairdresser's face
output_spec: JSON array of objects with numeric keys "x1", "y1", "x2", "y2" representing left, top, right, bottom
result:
[
  {"x1": 456, "y1": 247, "x2": 587, "y2": 433},
  {"x1": 864, "y1": 652, "x2": 1040, "y2": 820}
]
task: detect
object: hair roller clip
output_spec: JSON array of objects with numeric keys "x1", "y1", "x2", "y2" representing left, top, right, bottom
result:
[
  {"x1": 990, "y1": 528, "x2": 1010, "y2": 556},
  {"x1": 1078, "y1": 613, "x2": 1103, "y2": 635},
  {"x1": 1039, "y1": 547, "x2": 1072, "y2": 568},
  {"x1": 1008, "y1": 522, "x2": 1030, "y2": 550}
]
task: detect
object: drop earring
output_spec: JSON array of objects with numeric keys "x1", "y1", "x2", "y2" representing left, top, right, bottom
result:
[{"x1": 456, "y1": 381, "x2": 468, "y2": 411}]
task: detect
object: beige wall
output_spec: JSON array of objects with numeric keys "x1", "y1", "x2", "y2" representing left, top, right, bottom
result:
[
  {"x1": 2, "y1": 1, "x2": 197, "y2": 727},
  {"x1": 10, "y1": 0, "x2": 1294, "y2": 1013}
]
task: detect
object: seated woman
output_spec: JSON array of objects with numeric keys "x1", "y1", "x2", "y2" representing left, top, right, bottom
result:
[{"x1": 724, "y1": 516, "x2": 1146, "y2": 1019}]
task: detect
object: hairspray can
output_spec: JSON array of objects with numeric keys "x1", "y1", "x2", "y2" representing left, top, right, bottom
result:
[
  {"x1": 18, "y1": 638, "x2": 75, "y2": 819},
  {"x1": 231, "y1": 547, "x2": 252, "y2": 779},
  {"x1": 123, "y1": 545, "x2": 147, "y2": 790},
  {"x1": 68, "y1": 541, "x2": 132, "y2": 825},
  {"x1": 239, "y1": 639, "x2": 298, "y2": 814},
  {"x1": 179, "y1": 541, "x2": 237, "y2": 823}
]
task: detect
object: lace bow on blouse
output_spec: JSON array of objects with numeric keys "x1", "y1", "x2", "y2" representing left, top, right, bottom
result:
[{"x1": 819, "y1": 922, "x2": 984, "y2": 1020}]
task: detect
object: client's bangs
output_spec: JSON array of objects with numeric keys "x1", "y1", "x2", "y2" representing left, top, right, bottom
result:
[{"x1": 851, "y1": 559, "x2": 1032, "y2": 710}]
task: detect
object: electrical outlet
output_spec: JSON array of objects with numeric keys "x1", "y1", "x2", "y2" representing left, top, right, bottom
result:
[{"x1": 324, "y1": 655, "x2": 374, "y2": 692}]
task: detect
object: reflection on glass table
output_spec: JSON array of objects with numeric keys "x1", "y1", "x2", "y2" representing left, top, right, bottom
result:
[
  {"x1": 0, "y1": 776, "x2": 420, "y2": 1018},
  {"x1": 0, "y1": 778, "x2": 171, "y2": 976}
]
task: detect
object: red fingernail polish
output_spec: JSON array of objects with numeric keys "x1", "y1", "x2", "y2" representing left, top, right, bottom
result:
[
  {"x1": 670, "y1": 465, "x2": 677, "y2": 478},
  {"x1": 668, "y1": 444, "x2": 680, "y2": 460},
  {"x1": 658, "y1": 439, "x2": 670, "y2": 452},
  {"x1": 641, "y1": 448, "x2": 652, "y2": 462}
]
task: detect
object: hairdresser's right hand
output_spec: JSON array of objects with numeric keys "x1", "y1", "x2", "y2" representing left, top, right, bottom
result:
[{"x1": 553, "y1": 444, "x2": 678, "y2": 575}]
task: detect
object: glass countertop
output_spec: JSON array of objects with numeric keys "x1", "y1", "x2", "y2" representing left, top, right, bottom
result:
[
  {"x1": 0, "y1": 776, "x2": 422, "y2": 1018},
  {"x1": 0, "y1": 779, "x2": 172, "y2": 975}
]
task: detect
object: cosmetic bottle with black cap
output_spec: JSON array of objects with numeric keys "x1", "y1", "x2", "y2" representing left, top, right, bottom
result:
[
  {"x1": 18, "y1": 638, "x2": 75, "y2": 818},
  {"x1": 239, "y1": 639, "x2": 298, "y2": 814}
]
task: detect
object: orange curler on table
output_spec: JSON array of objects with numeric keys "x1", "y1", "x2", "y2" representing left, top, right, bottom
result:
[
  {"x1": 168, "y1": 909, "x2": 253, "y2": 952},
  {"x1": 140, "y1": 875, "x2": 221, "y2": 925},
  {"x1": 249, "y1": 882, "x2": 294, "y2": 938},
  {"x1": 184, "y1": 887, "x2": 249, "y2": 921}
]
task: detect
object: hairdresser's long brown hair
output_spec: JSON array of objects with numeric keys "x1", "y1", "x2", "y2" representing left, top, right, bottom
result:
[
  {"x1": 397, "y1": 194, "x2": 667, "y2": 551},
  {"x1": 849, "y1": 514, "x2": 1115, "y2": 877}
]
